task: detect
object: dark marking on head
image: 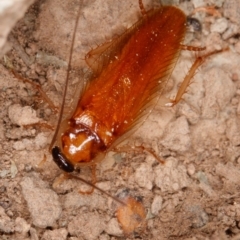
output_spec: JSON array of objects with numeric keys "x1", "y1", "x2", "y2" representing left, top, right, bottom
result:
[{"x1": 52, "y1": 146, "x2": 74, "y2": 172}]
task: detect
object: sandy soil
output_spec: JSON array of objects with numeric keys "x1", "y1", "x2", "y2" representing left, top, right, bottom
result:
[{"x1": 1, "y1": 0, "x2": 240, "y2": 239}]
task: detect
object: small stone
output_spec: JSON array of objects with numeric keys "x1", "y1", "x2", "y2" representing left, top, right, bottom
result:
[
  {"x1": 202, "y1": 67, "x2": 235, "y2": 119},
  {"x1": 187, "y1": 164, "x2": 195, "y2": 176},
  {"x1": 210, "y1": 18, "x2": 228, "y2": 34},
  {"x1": 151, "y1": 195, "x2": 163, "y2": 216},
  {"x1": 64, "y1": 191, "x2": 107, "y2": 211},
  {"x1": 20, "y1": 173, "x2": 62, "y2": 228},
  {"x1": 68, "y1": 212, "x2": 106, "y2": 240},
  {"x1": 226, "y1": 118, "x2": 240, "y2": 146},
  {"x1": 186, "y1": 205, "x2": 209, "y2": 228},
  {"x1": 177, "y1": 103, "x2": 200, "y2": 125},
  {"x1": 216, "y1": 162, "x2": 240, "y2": 184},
  {"x1": 134, "y1": 162, "x2": 154, "y2": 190},
  {"x1": 160, "y1": 116, "x2": 191, "y2": 152},
  {"x1": 223, "y1": 23, "x2": 239, "y2": 40},
  {"x1": 29, "y1": 228, "x2": 39, "y2": 240},
  {"x1": 99, "y1": 234, "x2": 111, "y2": 240},
  {"x1": 154, "y1": 157, "x2": 190, "y2": 193},
  {"x1": 14, "y1": 217, "x2": 31, "y2": 234},
  {"x1": 223, "y1": 0, "x2": 240, "y2": 24},
  {"x1": 0, "y1": 206, "x2": 14, "y2": 233},
  {"x1": 8, "y1": 104, "x2": 40, "y2": 126},
  {"x1": 192, "y1": 0, "x2": 205, "y2": 8},
  {"x1": 34, "y1": 132, "x2": 49, "y2": 150},
  {"x1": 105, "y1": 218, "x2": 123, "y2": 237},
  {"x1": 41, "y1": 228, "x2": 68, "y2": 240},
  {"x1": 205, "y1": 32, "x2": 224, "y2": 51}
]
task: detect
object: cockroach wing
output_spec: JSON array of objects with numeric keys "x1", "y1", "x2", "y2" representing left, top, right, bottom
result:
[
  {"x1": 80, "y1": 18, "x2": 144, "y2": 108},
  {"x1": 85, "y1": 41, "x2": 114, "y2": 76},
  {"x1": 85, "y1": 10, "x2": 155, "y2": 77}
]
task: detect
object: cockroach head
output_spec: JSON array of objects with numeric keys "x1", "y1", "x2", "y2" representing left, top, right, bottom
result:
[{"x1": 52, "y1": 146, "x2": 74, "y2": 172}]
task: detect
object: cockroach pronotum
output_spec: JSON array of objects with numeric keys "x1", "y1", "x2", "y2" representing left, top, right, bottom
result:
[{"x1": 47, "y1": 0, "x2": 221, "y2": 234}]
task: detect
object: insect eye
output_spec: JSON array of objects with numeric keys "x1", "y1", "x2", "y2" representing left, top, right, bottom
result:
[{"x1": 52, "y1": 146, "x2": 74, "y2": 172}]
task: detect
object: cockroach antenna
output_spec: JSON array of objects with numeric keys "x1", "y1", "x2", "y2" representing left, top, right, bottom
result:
[{"x1": 49, "y1": 1, "x2": 82, "y2": 152}]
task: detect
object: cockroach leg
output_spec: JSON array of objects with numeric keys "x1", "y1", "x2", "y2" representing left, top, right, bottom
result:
[
  {"x1": 129, "y1": 145, "x2": 165, "y2": 164},
  {"x1": 53, "y1": 172, "x2": 127, "y2": 206},
  {"x1": 37, "y1": 154, "x2": 47, "y2": 169},
  {"x1": 78, "y1": 165, "x2": 97, "y2": 195},
  {"x1": 23, "y1": 122, "x2": 54, "y2": 130},
  {"x1": 113, "y1": 144, "x2": 165, "y2": 164},
  {"x1": 135, "y1": 145, "x2": 165, "y2": 164},
  {"x1": 138, "y1": 0, "x2": 147, "y2": 18},
  {"x1": 52, "y1": 172, "x2": 70, "y2": 189},
  {"x1": 52, "y1": 162, "x2": 97, "y2": 195},
  {"x1": 64, "y1": 173, "x2": 127, "y2": 206},
  {"x1": 179, "y1": 44, "x2": 206, "y2": 52},
  {"x1": 168, "y1": 49, "x2": 225, "y2": 106},
  {"x1": 191, "y1": 6, "x2": 221, "y2": 17},
  {"x1": 11, "y1": 70, "x2": 59, "y2": 113}
]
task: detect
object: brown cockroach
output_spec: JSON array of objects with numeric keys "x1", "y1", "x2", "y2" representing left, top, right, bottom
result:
[
  {"x1": 50, "y1": 0, "x2": 212, "y2": 173},
  {"x1": 46, "y1": 0, "x2": 221, "y2": 234}
]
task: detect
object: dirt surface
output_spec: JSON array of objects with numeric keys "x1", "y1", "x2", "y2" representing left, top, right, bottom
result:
[{"x1": 1, "y1": 0, "x2": 240, "y2": 239}]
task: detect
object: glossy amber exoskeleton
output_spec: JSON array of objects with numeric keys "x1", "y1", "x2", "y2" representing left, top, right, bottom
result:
[{"x1": 52, "y1": 4, "x2": 187, "y2": 172}]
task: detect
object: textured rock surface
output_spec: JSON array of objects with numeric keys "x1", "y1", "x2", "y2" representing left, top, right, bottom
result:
[{"x1": 0, "y1": 0, "x2": 34, "y2": 58}]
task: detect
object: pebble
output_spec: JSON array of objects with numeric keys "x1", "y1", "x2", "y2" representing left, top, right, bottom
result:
[
  {"x1": 68, "y1": 212, "x2": 106, "y2": 240},
  {"x1": 20, "y1": 173, "x2": 62, "y2": 228},
  {"x1": 0, "y1": 206, "x2": 14, "y2": 233},
  {"x1": 41, "y1": 228, "x2": 68, "y2": 240},
  {"x1": 105, "y1": 218, "x2": 123, "y2": 237},
  {"x1": 202, "y1": 67, "x2": 235, "y2": 119},
  {"x1": 134, "y1": 162, "x2": 154, "y2": 190},
  {"x1": 210, "y1": 18, "x2": 228, "y2": 34},
  {"x1": 192, "y1": 0, "x2": 205, "y2": 8},
  {"x1": 14, "y1": 217, "x2": 31, "y2": 235},
  {"x1": 151, "y1": 195, "x2": 163, "y2": 216},
  {"x1": 8, "y1": 104, "x2": 40, "y2": 126},
  {"x1": 216, "y1": 162, "x2": 240, "y2": 184},
  {"x1": 223, "y1": 0, "x2": 240, "y2": 24},
  {"x1": 226, "y1": 118, "x2": 240, "y2": 146},
  {"x1": 186, "y1": 205, "x2": 209, "y2": 228},
  {"x1": 30, "y1": 227, "x2": 39, "y2": 240},
  {"x1": 187, "y1": 164, "x2": 196, "y2": 176},
  {"x1": 154, "y1": 157, "x2": 190, "y2": 193},
  {"x1": 160, "y1": 116, "x2": 191, "y2": 152}
]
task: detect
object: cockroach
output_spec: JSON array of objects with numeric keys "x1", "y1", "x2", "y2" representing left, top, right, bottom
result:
[
  {"x1": 49, "y1": 0, "x2": 218, "y2": 174},
  {"x1": 49, "y1": 0, "x2": 216, "y2": 177}
]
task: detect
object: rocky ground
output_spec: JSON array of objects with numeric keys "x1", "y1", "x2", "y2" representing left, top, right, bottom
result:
[{"x1": 1, "y1": 0, "x2": 240, "y2": 239}]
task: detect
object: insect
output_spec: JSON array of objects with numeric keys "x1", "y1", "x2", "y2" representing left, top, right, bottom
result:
[
  {"x1": 5, "y1": 0, "x2": 225, "y2": 237},
  {"x1": 46, "y1": 3, "x2": 226, "y2": 234},
  {"x1": 50, "y1": 0, "x2": 211, "y2": 175}
]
